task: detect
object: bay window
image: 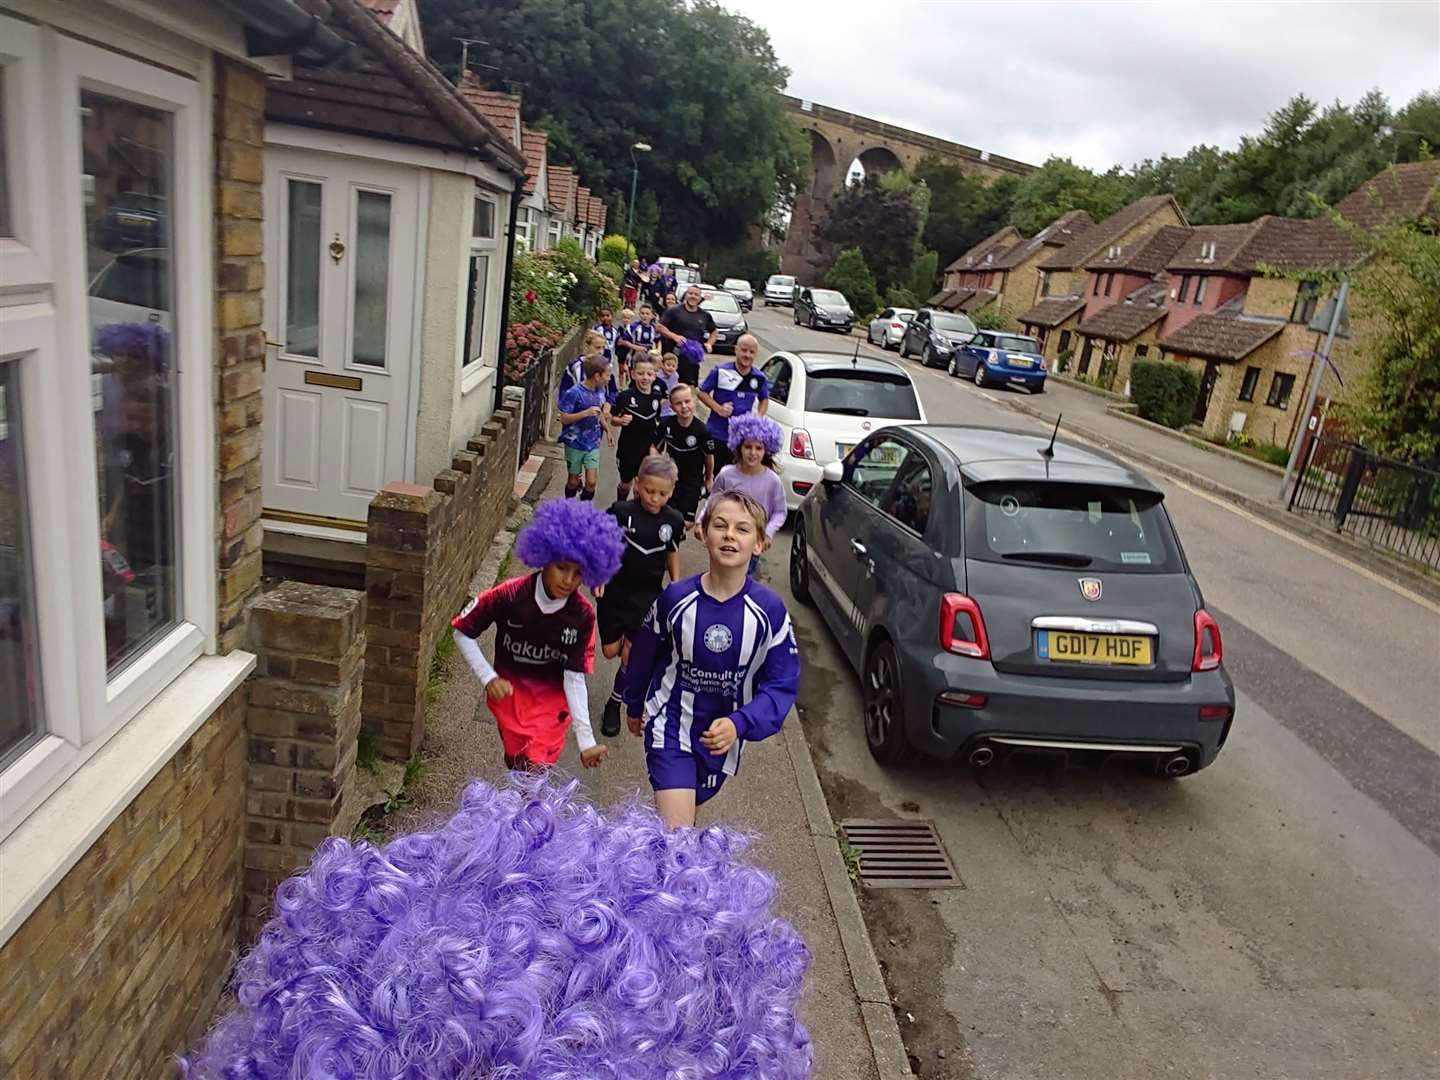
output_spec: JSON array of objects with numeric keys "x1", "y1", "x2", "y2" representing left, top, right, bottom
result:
[{"x1": 0, "y1": 25, "x2": 215, "y2": 837}]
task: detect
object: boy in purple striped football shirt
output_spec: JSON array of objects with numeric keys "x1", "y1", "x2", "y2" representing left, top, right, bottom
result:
[{"x1": 623, "y1": 490, "x2": 800, "y2": 829}]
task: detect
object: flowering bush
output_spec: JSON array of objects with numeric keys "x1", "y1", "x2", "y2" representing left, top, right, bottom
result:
[{"x1": 504, "y1": 319, "x2": 563, "y2": 382}]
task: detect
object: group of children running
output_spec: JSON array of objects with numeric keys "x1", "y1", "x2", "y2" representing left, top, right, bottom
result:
[{"x1": 452, "y1": 310, "x2": 797, "y2": 828}]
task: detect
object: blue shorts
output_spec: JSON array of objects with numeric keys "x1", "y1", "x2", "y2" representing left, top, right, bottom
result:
[
  {"x1": 646, "y1": 745, "x2": 728, "y2": 805},
  {"x1": 564, "y1": 446, "x2": 601, "y2": 474}
]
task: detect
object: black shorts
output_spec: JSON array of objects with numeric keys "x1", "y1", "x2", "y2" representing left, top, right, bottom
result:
[
  {"x1": 596, "y1": 587, "x2": 656, "y2": 645},
  {"x1": 671, "y1": 480, "x2": 705, "y2": 523},
  {"x1": 618, "y1": 451, "x2": 648, "y2": 483}
]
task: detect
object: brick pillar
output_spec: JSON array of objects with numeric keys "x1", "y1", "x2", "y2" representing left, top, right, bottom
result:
[
  {"x1": 244, "y1": 583, "x2": 365, "y2": 937},
  {"x1": 214, "y1": 58, "x2": 267, "y2": 652}
]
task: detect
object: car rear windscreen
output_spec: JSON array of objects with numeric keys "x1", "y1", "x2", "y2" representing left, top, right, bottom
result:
[
  {"x1": 993, "y1": 335, "x2": 1039, "y2": 352},
  {"x1": 964, "y1": 481, "x2": 1183, "y2": 573},
  {"x1": 804, "y1": 370, "x2": 921, "y2": 418},
  {"x1": 770, "y1": 276, "x2": 795, "y2": 286}
]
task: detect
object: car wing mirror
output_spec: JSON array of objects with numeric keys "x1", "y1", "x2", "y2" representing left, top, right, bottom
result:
[{"x1": 822, "y1": 461, "x2": 844, "y2": 485}]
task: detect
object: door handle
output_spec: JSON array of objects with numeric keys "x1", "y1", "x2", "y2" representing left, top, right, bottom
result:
[{"x1": 850, "y1": 539, "x2": 868, "y2": 558}]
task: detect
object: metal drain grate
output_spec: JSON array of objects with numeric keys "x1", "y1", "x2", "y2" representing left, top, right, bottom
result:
[{"x1": 839, "y1": 818, "x2": 963, "y2": 889}]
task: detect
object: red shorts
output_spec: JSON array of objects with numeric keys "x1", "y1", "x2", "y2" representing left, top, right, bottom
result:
[
  {"x1": 623, "y1": 285, "x2": 639, "y2": 307},
  {"x1": 486, "y1": 682, "x2": 570, "y2": 766}
]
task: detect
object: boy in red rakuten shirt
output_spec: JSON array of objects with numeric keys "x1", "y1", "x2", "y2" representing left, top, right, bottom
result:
[{"x1": 452, "y1": 498, "x2": 626, "y2": 771}]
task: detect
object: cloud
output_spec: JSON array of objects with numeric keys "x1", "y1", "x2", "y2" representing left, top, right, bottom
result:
[{"x1": 726, "y1": 0, "x2": 1440, "y2": 169}]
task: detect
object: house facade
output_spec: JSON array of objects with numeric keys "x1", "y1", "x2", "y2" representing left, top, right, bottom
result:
[
  {"x1": 259, "y1": 0, "x2": 527, "y2": 562},
  {"x1": 0, "y1": 1, "x2": 349, "y2": 1073}
]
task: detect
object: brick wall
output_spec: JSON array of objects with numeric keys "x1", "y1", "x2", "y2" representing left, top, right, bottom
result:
[
  {"x1": 364, "y1": 386, "x2": 522, "y2": 759},
  {"x1": 215, "y1": 58, "x2": 267, "y2": 652},
  {"x1": 244, "y1": 583, "x2": 366, "y2": 937},
  {"x1": 0, "y1": 692, "x2": 247, "y2": 1076}
]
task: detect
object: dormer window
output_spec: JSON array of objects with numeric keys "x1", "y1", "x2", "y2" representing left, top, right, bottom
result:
[
  {"x1": 1108, "y1": 244, "x2": 1122, "y2": 260},
  {"x1": 984, "y1": 253, "x2": 993, "y2": 264},
  {"x1": 1198, "y1": 240, "x2": 1217, "y2": 263}
]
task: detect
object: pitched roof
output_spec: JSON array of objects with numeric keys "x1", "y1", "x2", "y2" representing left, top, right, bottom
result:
[
  {"x1": 991, "y1": 209, "x2": 1095, "y2": 269},
  {"x1": 458, "y1": 72, "x2": 521, "y2": 149},
  {"x1": 520, "y1": 127, "x2": 547, "y2": 196},
  {"x1": 595, "y1": 198, "x2": 608, "y2": 232},
  {"x1": 957, "y1": 288, "x2": 999, "y2": 312},
  {"x1": 1076, "y1": 283, "x2": 1169, "y2": 342},
  {"x1": 1016, "y1": 294, "x2": 1087, "y2": 328},
  {"x1": 945, "y1": 226, "x2": 1024, "y2": 272},
  {"x1": 927, "y1": 287, "x2": 958, "y2": 308},
  {"x1": 1161, "y1": 304, "x2": 1285, "y2": 361},
  {"x1": 1165, "y1": 221, "x2": 1268, "y2": 272},
  {"x1": 575, "y1": 186, "x2": 594, "y2": 227},
  {"x1": 548, "y1": 165, "x2": 576, "y2": 216},
  {"x1": 1246, "y1": 162, "x2": 1440, "y2": 271},
  {"x1": 1086, "y1": 224, "x2": 1191, "y2": 274},
  {"x1": 267, "y1": 0, "x2": 525, "y2": 176},
  {"x1": 1041, "y1": 195, "x2": 1185, "y2": 271}
]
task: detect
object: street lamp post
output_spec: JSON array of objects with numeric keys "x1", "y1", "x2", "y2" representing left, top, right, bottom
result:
[{"x1": 626, "y1": 141, "x2": 652, "y2": 263}]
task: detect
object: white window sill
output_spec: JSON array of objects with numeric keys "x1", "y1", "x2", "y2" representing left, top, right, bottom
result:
[
  {"x1": 461, "y1": 361, "x2": 498, "y2": 397},
  {"x1": 0, "y1": 651, "x2": 255, "y2": 946}
]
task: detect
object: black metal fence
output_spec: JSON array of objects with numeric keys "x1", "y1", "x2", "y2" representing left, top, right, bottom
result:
[
  {"x1": 514, "y1": 345, "x2": 559, "y2": 465},
  {"x1": 1289, "y1": 436, "x2": 1440, "y2": 570}
]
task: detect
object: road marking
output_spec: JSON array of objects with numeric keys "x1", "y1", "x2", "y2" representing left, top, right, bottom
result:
[{"x1": 1162, "y1": 474, "x2": 1440, "y2": 615}]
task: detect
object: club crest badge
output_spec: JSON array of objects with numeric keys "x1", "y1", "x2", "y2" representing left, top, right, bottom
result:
[
  {"x1": 703, "y1": 624, "x2": 733, "y2": 653},
  {"x1": 561, "y1": 626, "x2": 579, "y2": 645},
  {"x1": 686, "y1": 434, "x2": 697, "y2": 446},
  {"x1": 1079, "y1": 578, "x2": 1102, "y2": 602},
  {"x1": 659, "y1": 524, "x2": 673, "y2": 542}
]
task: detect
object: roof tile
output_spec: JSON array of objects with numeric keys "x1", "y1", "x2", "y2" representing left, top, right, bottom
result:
[
  {"x1": 1076, "y1": 283, "x2": 1169, "y2": 341},
  {"x1": 1040, "y1": 195, "x2": 1184, "y2": 271},
  {"x1": 1016, "y1": 294, "x2": 1087, "y2": 328},
  {"x1": 945, "y1": 225, "x2": 1023, "y2": 272},
  {"x1": 1160, "y1": 306, "x2": 1285, "y2": 361},
  {"x1": 991, "y1": 209, "x2": 1096, "y2": 269},
  {"x1": 520, "y1": 127, "x2": 547, "y2": 196},
  {"x1": 1086, "y1": 224, "x2": 1192, "y2": 274}
]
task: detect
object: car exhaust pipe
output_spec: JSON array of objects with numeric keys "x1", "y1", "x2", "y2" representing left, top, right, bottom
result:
[
  {"x1": 1163, "y1": 753, "x2": 1191, "y2": 776},
  {"x1": 969, "y1": 746, "x2": 994, "y2": 767}
]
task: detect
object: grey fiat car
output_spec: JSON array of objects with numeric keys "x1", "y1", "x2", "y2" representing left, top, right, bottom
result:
[{"x1": 790, "y1": 425, "x2": 1235, "y2": 775}]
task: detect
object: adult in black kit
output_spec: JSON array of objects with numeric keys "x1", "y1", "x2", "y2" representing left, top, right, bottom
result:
[{"x1": 610, "y1": 354, "x2": 666, "y2": 503}]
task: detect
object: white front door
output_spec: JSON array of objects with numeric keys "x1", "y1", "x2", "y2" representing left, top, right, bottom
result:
[{"x1": 262, "y1": 148, "x2": 418, "y2": 527}]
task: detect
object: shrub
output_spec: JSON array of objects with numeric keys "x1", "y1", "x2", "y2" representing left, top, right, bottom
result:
[
  {"x1": 597, "y1": 260, "x2": 624, "y2": 284},
  {"x1": 1056, "y1": 347, "x2": 1073, "y2": 373},
  {"x1": 503, "y1": 319, "x2": 564, "y2": 382},
  {"x1": 554, "y1": 236, "x2": 583, "y2": 258},
  {"x1": 825, "y1": 247, "x2": 880, "y2": 321},
  {"x1": 599, "y1": 234, "x2": 635, "y2": 267},
  {"x1": 970, "y1": 305, "x2": 1004, "y2": 330},
  {"x1": 884, "y1": 285, "x2": 919, "y2": 310},
  {"x1": 909, "y1": 250, "x2": 939, "y2": 302},
  {"x1": 1131, "y1": 359, "x2": 1201, "y2": 429}
]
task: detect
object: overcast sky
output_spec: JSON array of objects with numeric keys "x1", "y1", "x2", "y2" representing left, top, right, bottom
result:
[{"x1": 723, "y1": 0, "x2": 1440, "y2": 171}]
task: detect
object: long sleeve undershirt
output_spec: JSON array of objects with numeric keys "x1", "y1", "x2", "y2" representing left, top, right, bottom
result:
[{"x1": 452, "y1": 577, "x2": 596, "y2": 752}]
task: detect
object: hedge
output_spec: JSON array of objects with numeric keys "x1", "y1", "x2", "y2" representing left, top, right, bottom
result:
[{"x1": 1131, "y1": 359, "x2": 1201, "y2": 429}]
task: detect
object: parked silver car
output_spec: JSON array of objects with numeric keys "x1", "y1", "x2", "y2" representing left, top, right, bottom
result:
[
  {"x1": 764, "y1": 273, "x2": 797, "y2": 306},
  {"x1": 722, "y1": 277, "x2": 753, "y2": 310},
  {"x1": 867, "y1": 307, "x2": 915, "y2": 349}
]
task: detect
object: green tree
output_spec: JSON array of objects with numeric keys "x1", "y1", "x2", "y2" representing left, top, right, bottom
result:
[
  {"x1": 599, "y1": 234, "x2": 635, "y2": 266},
  {"x1": 884, "y1": 285, "x2": 919, "y2": 309},
  {"x1": 913, "y1": 156, "x2": 1017, "y2": 267},
  {"x1": 1344, "y1": 217, "x2": 1440, "y2": 460},
  {"x1": 707, "y1": 245, "x2": 780, "y2": 287},
  {"x1": 825, "y1": 247, "x2": 880, "y2": 318},
  {"x1": 814, "y1": 174, "x2": 918, "y2": 290},
  {"x1": 909, "y1": 250, "x2": 938, "y2": 302},
  {"x1": 1006, "y1": 157, "x2": 1131, "y2": 234},
  {"x1": 1391, "y1": 90, "x2": 1440, "y2": 163},
  {"x1": 422, "y1": 0, "x2": 806, "y2": 255}
]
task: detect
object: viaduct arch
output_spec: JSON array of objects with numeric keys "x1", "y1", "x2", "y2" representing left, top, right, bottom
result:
[{"x1": 778, "y1": 95, "x2": 1035, "y2": 280}]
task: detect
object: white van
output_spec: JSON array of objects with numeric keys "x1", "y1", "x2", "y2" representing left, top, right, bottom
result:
[{"x1": 764, "y1": 274, "x2": 796, "y2": 307}]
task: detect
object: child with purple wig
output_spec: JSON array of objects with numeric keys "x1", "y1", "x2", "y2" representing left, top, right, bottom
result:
[
  {"x1": 697, "y1": 413, "x2": 786, "y2": 577},
  {"x1": 625, "y1": 489, "x2": 801, "y2": 829},
  {"x1": 453, "y1": 498, "x2": 625, "y2": 771}
]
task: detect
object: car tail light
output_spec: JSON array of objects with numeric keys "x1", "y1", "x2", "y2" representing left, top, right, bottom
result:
[
  {"x1": 1199, "y1": 705, "x2": 1232, "y2": 721},
  {"x1": 790, "y1": 428, "x2": 814, "y2": 460},
  {"x1": 1192, "y1": 609, "x2": 1223, "y2": 672},
  {"x1": 940, "y1": 594, "x2": 990, "y2": 660},
  {"x1": 890, "y1": 321, "x2": 903, "y2": 329},
  {"x1": 939, "y1": 690, "x2": 988, "y2": 708},
  {"x1": 792, "y1": 481, "x2": 813, "y2": 496}
]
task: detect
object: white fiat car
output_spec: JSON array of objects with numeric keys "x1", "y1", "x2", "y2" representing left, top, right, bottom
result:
[{"x1": 760, "y1": 351, "x2": 927, "y2": 510}]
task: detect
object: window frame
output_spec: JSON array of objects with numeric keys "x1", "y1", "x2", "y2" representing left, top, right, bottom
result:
[
  {"x1": 1238, "y1": 365, "x2": 1261, "y2": 402},
  {"x1": 843, "y1": 435, "x2": 912, "y2": 508},
  {"x1": 1058, "y1": 329, "x2": 1072, "y2": 354},
  {"x1": 879, "y1": 451, "x2": 934, "y2": 539},
  {"x1": 1177, "y1": 275, "x2": 1191, "y2": 304},
  {"x1": 0, "y1": 16, "x2": 53, "y2": 284},
  {"x1": 1193, "y1": 275, "x2": 1208, "y2": 306},
  {"x1": 1264, "y1": 371, "x2": 1296, "y2": 410},
  {"x1": 1291, "y1": 281, "x2": 1320, "y2": 324},
  {"x1": 461, "y1": 189, "x2": 501, "y2": 376},
  {"x1": 0, "y1": 34, "x2": 215, "y2": 837},
  {"x1": 762, "y1": 356, "x2": 792, "y2": 406}
]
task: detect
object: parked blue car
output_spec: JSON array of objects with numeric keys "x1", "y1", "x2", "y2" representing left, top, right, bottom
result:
[{"x1": 949, "y1": 331, "x2": 1047, "y2": 393}]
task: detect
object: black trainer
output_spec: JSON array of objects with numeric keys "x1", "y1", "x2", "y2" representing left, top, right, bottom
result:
[{"x1": 601, "y1": 698, "x2": 622, "y2": 738}]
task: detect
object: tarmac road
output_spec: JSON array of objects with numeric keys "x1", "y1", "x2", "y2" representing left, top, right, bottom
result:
[{"x1": 745, "y1": 303, "x2": 1440, "y2": 1080}]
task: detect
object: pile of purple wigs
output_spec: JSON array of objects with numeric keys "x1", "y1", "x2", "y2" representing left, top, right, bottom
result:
[{"x1": 183, "y1": 776, "x2": 813, "y2": 1078}]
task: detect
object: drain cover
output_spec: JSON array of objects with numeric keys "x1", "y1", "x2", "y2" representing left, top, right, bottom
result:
[{"x1": 839, "y1": 818, "x2": 962, "y2": 889}]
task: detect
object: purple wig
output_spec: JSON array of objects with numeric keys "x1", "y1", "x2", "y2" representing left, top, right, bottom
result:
[
  {"x1": 677, "y1": 338, "x2": 705, "y2": 370},
  {"x1": 95, "y1": 321, "x2": 170, "y2": 365},
  {"x1": 516, "y1": 497, "x2": 625, "y2": 588},
  {"x1": 727, "y1": 412, "x2": 783, "y2": 455},
  {"x1": 182, "y1": 775, "x2": 813, "y2": 1079}
]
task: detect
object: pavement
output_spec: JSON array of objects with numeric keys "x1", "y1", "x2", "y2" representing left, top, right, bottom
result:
[
  {"x1": 387, "y1": 420, "x2": 907, "y2": 1079},
  {"x1": 744, "y1": 305, "x2": 1440, "y2": 1080}
]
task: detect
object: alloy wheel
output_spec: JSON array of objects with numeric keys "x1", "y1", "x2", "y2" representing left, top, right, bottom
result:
[
  {"x1": 974, "y1": 363, "x2": 986, "y2": 387},
  {"x1": 790, "y1": 526, "x2": 813, "y2": 604},
  {"x1": 864, "y1": 650, "x2": 895, "y2": 746}
]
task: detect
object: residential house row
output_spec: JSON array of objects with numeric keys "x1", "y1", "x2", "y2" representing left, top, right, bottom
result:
[
  {"x1": 0, "y1": 0, "x2": 603, "y2": 1074},
  {"x1": 931, "y1": 162, "x2": 1439, "y2": 452}
]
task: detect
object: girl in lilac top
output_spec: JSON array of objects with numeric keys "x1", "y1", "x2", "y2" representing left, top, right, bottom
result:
[{"x1": 698, "y1": 414, "x2": 785, "y2": 575}]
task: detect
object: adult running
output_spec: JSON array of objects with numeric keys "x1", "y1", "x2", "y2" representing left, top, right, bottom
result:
[{"x1": 658, "y1": 285, "x2": 717, "y2": 385}]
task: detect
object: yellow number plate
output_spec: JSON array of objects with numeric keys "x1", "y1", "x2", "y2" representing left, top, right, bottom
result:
[{"x1": 1039, "y1": 631, "x2": 1153, "y2": 665}]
